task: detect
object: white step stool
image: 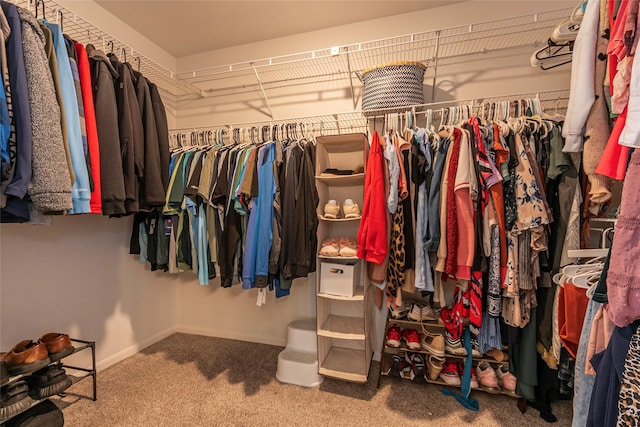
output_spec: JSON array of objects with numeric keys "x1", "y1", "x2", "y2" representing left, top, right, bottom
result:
[{"x1": 276, "y1": 318, "x2": 323, "y2": 387}]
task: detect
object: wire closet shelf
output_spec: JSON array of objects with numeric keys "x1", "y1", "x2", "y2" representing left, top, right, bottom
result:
[
  {"x1": 168, "y1": 89, "x2": 570, "y2": 149},
  {"x1": 15, "y1": 0, "x2": 201, "y2": 100},
  {"x1": 175, "y1": 8, "x2": 573, "y2": 101}
]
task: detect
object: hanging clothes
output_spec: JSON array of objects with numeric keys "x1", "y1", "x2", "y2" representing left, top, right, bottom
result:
[
  {"x1": 1, "y1": 1, "x2": 32, "y2": 222},
  {"x1": 357, "y1": 130, "x2": 388, "y2": 265},
  {"x1": 87, "y1": 44, "x2": 126, "y2": 216},
  {"x1": 74, "y1": 41, "x2": 101, "y2": 214},
  {"x1": 42, "y1": 19, "x2": 91, "y2": 214},
  {"x1": 14, "y1": 7, "x2": 71, "y2": 214},
  {"x1": 108, "y1": 52, "x2": 143, "y2": 215}
]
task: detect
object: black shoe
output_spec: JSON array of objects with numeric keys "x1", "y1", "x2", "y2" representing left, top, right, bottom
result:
[
  {"x1": 0, "y1": 359, "x2": 8, "y2": 387},
  {"x1": 406, "y1": 353, "x2": 427, "y2": 383}
]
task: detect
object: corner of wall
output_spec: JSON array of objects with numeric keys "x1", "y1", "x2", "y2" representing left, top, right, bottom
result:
[{"x1": 96, "y1": 326, "x2": 179, "y2": 371}]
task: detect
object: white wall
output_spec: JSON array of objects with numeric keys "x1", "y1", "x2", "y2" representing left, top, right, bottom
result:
[{"x1": 0, "y1": 216, "x2": 179, "y2": 371}]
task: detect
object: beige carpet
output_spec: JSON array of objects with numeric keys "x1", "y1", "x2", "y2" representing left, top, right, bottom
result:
[{"x1": 56, "y1": 333, "x2": 572, "y2": 426}]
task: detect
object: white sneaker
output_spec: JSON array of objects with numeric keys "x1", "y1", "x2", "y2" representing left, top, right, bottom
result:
[
  {"x1": 342, "y1": 199, "x2": 361, "y2": 219},
  {"x1": 407, "y1": 303, "x2": 424, "y2": 322},
  {"x1": 323, "y1": 200, "x2": 339, "y2": 219}
]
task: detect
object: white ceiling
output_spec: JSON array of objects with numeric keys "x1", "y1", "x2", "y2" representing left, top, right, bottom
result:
[{"x1": 95, "y1": 1, "x2": 461, "y2": 58}]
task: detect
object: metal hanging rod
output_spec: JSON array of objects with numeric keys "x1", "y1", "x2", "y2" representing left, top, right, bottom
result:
[{"x1": 168, "y1": 89, "x2": 570, "y2": 139}]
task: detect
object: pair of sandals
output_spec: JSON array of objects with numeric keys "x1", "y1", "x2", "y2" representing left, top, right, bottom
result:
[
  {"x1": 323, "y1": 199, "x2": 361, "y2": 219},
  {"x1": 319, "y1": 237, "x2": 357, "y2": 257}
]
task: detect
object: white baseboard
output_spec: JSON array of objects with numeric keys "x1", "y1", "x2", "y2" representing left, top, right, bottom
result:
[
  {"x1": 177, "y1": 325, "x2": 286, "y2": 348},
  {"x1": 96, "y1": 326, "x2": 178, "y2": 372}
]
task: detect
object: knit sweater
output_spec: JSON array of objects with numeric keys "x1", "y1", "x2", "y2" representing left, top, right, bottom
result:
[{"x1": 17, "y1": 7, "x2": 71, "y2": 212}]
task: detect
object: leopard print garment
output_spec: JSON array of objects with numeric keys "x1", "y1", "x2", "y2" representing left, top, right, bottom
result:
[
  {"x1": 618, "y1": 326, "x2": 640, "y2": 427},
  {"x1": 386, "y1": 203, "x2": 405, "y2": 299}
]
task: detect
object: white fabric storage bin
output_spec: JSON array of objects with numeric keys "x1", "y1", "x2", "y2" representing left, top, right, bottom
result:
[{"x1": 319, "y1": 261, "x2": 360, "y2": 297}]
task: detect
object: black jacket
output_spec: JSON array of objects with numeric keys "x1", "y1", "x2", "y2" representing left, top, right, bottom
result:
[
  {"x1": 149, "y1": 81, "x2": 170, "y2": 193},
  {"x1": 87, "y1": 45, "x2": 126, "y2": 216},
  {"x1": 130, "y1": 67, "x2": 164, "y2": 210},
  {"x1": 108, "y1": 53, "x2": 143, "y2": 214}
]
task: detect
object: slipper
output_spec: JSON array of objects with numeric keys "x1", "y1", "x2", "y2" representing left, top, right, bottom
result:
[
  {"x1": 319, "y1": 238, "x2": 340, "y2": 257},
  {"x1": 323, "y1": 200, "x2": 340, "y2": 219},
  {"x1": 342, "y1": 199, "x2": 361, "y2": 219},
  {"x1": 338, "y1": 237, "x2": 357, "y2": 257}
]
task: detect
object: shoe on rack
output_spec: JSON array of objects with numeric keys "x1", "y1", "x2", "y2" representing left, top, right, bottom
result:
[
  {"x1": 342, "y1": 199, "x2": 361, "y2": 219},
  {"x1": 38, "y1": 333, "x2": 74, "y2": 362},
  {"x1": 0, "y1": 355, "x2": 7, "y2": 387},
  {"x1": 319, "y1": 238, "x2": 340, "y2": 257},
  {"x1": 323, "y1": 200, "x2": 340, "y2": 219},
  {"x1": 3, "y1": 341, "x2": 50, "y2": 376},
  {"x1": 456, "y1": 361, "x2": 479, "y2": 389},
  {"x1": 402, "y1": 328, "x2": 422, "y2": 351},
  {"x1": 470, "y1": 338, "x2": 482, "y2": 358},
  {"x1": 385, "y1": 324, "x2": 402, "y2": 348},
  {"x1": 426, "y1": 355, "x2": 445, "y2": 381},
  {"x1": 405, "y1": 353, "x2": 426, "y2": 383},
  {"x1": 338, "y1": 237, "x2": 358, "y2": 257},
  {"x1": 407, "y1": 303, "x2": 423, "y2": 321},
  {"x1": 389, "y1": 302, "x2": 411, "y2": 320},
  {"x1": 421, "y1": 330, "x2": 445, "y2": 357},
  {"x1": 0, "y1": 380, "x2": 32, "y2": 421},
  {"x1": 496, "y1": 364, "x2": 517, "y2": 392},
  {"x1": 444, "y1": 331, "x2": 467, "y2": 356},
  {"x1": 486, "y1": 347, "x2": 507, "y2": 362},
  {"x1": 384, "y1": 355, "x2": 408, "y2": 378},
  {"x1": 476, "y1": 361, "x2": 500, "y2": 393},
  {"x1": 406, "y1": 303, "x2": 437, "y2": 322},
  {"x1": 439, "y1": 358, "x2": 461, "y2": 386},
  {"x1": 421, "y1": 304, "x2": 437, "y2": 321}
]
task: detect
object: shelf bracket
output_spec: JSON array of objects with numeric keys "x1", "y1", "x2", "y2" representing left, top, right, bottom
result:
[
  {"x1": 250, "y1": 62, "x2": 274, "y2": 120},
  {"x1": 431, "y1": 30, "x2": 441, "y2": 103},
  {"x1": 345, "y1": 49, "x2": 358, "y2": 111}
]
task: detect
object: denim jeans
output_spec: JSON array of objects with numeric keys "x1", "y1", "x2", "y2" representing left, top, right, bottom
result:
[
  {"x1": 573, "y1": 298, "x2": 601, "y2": 427},
  {"x1": 414, "y1": 129, "x2": 433, "y2": 291}
]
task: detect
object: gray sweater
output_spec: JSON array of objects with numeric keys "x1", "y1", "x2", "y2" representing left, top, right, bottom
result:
[{"x1": 17, "y1": 7, "x2": 72, "y2": 212}]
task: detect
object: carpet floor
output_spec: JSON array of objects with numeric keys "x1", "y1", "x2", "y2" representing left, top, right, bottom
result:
[{"x1": 57, "y1": 333, "x2": 572, "y2": 426}]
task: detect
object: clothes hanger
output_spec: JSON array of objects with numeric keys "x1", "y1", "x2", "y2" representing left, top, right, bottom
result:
[
  {"x1": 35, "y1": 0, "x2": 45, "y2": 19},
  {"x1": 571, "y1": 2, "x2": 585, "y2": 25},
  {"x1": 531, "y1": 39, "x2": 573, "y2": 70},
  {"x1": 571, "y1": 271, "x2": 601, "y2": 289}
]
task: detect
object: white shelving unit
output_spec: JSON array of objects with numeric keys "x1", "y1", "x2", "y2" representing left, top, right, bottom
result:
[{"x1": 315, "y1": 133, "x2": 374, "y2": 383}]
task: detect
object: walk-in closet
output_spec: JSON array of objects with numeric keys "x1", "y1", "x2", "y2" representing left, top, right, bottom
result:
[{"x1": 0, "y1": 0, "x2": 632, "y2": 425}]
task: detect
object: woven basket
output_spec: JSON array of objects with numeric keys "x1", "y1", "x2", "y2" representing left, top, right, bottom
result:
[{"x1": 361, "y1": 61, "x2": 426, "y2": 116}]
